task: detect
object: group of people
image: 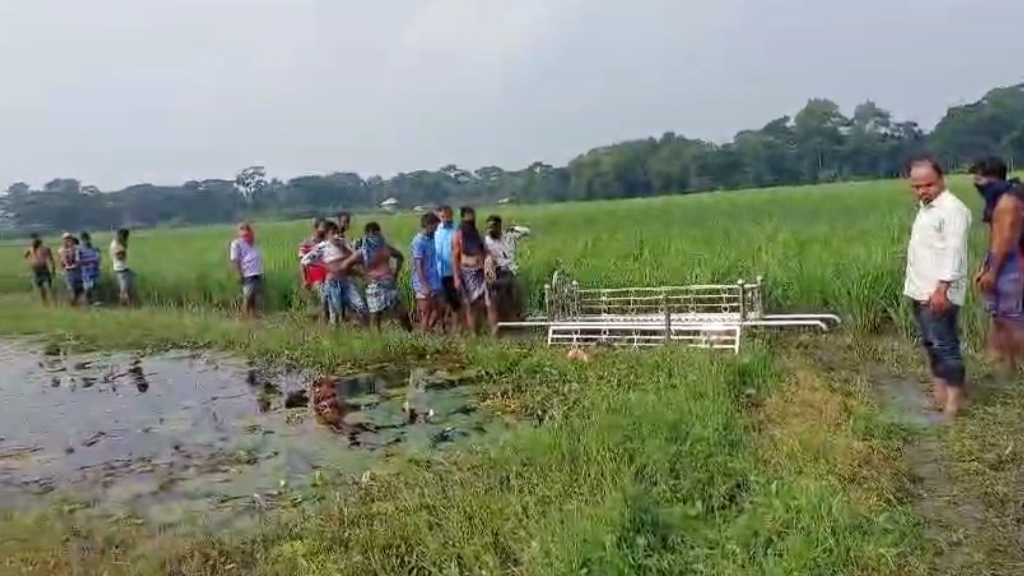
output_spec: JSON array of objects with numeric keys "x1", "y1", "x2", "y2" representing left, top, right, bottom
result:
[
  {"x1": 904, "y1": 154, "x2": 1023, "y2": 418},
  {"x1": 24, "y1": 228, "x2": 137, "y2": 307},
  {"x1": 225, "y1": 205, "x2": 531, "y2": 333}
]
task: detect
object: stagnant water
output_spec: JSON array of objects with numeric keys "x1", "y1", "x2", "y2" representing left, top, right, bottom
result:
[{"x1": 0, "y1": 341, "x2": 497, "y2": 526}]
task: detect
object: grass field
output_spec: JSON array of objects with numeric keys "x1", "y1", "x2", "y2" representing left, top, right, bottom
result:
[{"x1": 2, "y1": 178, "x2": 1023, "y2": 575}]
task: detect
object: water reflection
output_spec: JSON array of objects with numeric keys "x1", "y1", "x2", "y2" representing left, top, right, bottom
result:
[
  {"x1": 128, "y1": 359, "x2": 148, "y2": 393},
  {"x1": 0, "y1": 342, "x2": 493, "y2": 526}
]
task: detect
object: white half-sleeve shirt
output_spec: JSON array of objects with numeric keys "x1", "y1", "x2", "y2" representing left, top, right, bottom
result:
[{"x1": 903, "y1": 190, "x2": 972, "y2": 306}]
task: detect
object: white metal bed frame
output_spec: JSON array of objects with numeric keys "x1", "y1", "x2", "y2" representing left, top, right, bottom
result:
[{"x1": 497, "y1": 271, "x2": 841, "y2": 353}]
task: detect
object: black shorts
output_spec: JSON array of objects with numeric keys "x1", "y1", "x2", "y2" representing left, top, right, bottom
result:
[
  {"x1": 31, "y1": 267, "x2": 52, "y2": 290},
  {"x1": 441, "y1": 276, "x2": 461, "y2": 311}
]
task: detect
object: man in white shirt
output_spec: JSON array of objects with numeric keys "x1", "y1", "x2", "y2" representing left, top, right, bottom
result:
[
  {"x1": 484, "y1": 214, "x2": 531, "y2": 327},
  {"x1": 904, "y1": 157, "x2": 972, "y2": 418}
]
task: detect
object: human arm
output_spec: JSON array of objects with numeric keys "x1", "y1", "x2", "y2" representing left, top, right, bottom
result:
[
  {"x1": 300, "y1": 244, "x2": 323, "y2": 267},
  {"x1": 47, "y1": 248, "x2": 56, "y2": 274},
  {"x1": 979, "y1": 196, "x2": 1022, "y2": 293},
  {"x1": 388, "y1": 244, "x2": 404, "y2": 277},
  {"x1": 451, "y1": 231, "x2": 463, "y2": 290},
  {"x1": 509, "y1": 225, "x2": 530, "y2": 242},
  {"x1": 229, "y1": 240, "x2": 244, "y2": 279},
  {"x1": 338, "y1": 250, "x2": 362, "y2": 273}
]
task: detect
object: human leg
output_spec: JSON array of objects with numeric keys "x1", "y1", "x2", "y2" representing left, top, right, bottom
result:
[
  {"x1": 64, "y1": 271, "x2": 83, "y2": 307},
  {"x1": 342, "y1": 281, "x2": 369, "y2": 327},
  {"x1": 912, "y1": 301, "x2": 949, "y2": 408},
  {"x1": 325, "y1": 278, "x2": 344, "y2": 326},
  {"x1": 241, "y1": 275, "x2": 262, "y2": 318},
  {"x1": 984, "y1": 265, "x2": 1024, "y2": 375},
  {"x1": 917, "y1": 302, "x2": 966, "y2": 416}
]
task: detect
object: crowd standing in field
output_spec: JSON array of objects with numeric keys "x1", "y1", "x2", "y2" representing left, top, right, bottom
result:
[
  {"x1": 23, "y1": 160, "x2": 1024, "y2": 421},
  {"x1": 290, "y1": 205, "x2": 531, "y2": 335}
]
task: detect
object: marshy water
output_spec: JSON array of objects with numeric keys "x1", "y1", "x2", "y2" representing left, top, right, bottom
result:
[{"x1": 0, "y1": 340, "x2": 498, "y2": 526}]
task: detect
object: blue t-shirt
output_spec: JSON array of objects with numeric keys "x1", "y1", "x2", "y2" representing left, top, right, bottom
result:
[
  {"x1": 434, "y1": 222, "x2": 455, "y2": 278},
  {"x1": 79, "y1": 246, "x2": 102, "y2": 280},
  {"x1": 411, "y1": 232, "x2": 442, "y2": 295}
]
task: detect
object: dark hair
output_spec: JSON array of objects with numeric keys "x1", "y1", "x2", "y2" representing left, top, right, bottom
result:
[
  {"x1": 313, "y1": 216, "x2": 325, "y2": 226},
  {"x1": 336, "y1": 211, "x2": 352, "y2": 221},
  {"x1": 969, "y1": 156, "x2": 1008, "y2": 180},
  {"x1": 30, "y1": 232, "x2": 40, "y2": 240},
  {"x1": 486, "y1": 214, "x2": 501, "y2": 226},
  {"x1": 117, "y1": 228, "x2": 130, "y2": 238},
  {"x1": 364, "y1": 221, "x2": 381, "y2": 235},
  {"x1": 80, "y1": 231, "x2": 91, "y2": 242},
  {"x1": 907, "y1": 154, "x2": 944, "y2": 178},
  {"x1": 420, "y1": 213, "x2": 440, "y2": 228},
  {"x1": 322, "y1": 220, "x2": 339, "y2": 233},
  {"x1": 436, "y1": 205, "x2": 452, "y2": 213},
  {"x1": 458, "y1": 212, "x2": 484, "y2": 255}
]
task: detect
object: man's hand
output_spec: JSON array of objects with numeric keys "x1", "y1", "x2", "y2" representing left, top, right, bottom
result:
[
  {"x1": 977, "y1": 269, "x2": 997, "y2": 294},
  {"x1": 928, "y1": 284, "x2": 951, "y2": 313}
]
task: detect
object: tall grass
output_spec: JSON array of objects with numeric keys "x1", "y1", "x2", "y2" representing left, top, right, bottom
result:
[{"x1": 0, "y1": 178, "x2": 990, "y2": 341}]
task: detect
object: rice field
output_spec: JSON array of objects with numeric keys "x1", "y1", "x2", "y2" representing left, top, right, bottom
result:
[
  {"x1": 1, "y1": 177, "x2": 1018, "y2": 576},
  {"x1": 0, "y1": 177, "x2": 992, "y2": 339}
]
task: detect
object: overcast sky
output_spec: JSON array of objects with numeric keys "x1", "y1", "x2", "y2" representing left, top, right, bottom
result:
[{"x1": 0, "y1": 0, "x2": 1021, "y2": 190}]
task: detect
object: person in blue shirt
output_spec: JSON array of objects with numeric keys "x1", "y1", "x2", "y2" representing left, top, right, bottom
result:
[
  {"x1": 433, "y1": 205, "x2": 459, "y2": 328},
  {"x1": 411, "y1": 212, "x2": 442, "y2": 332}
]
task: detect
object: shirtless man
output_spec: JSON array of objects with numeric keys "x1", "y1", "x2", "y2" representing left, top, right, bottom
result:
[
  {"x1": 24, "y1": 233, "x2": 56, "y2": 304},
  {"x1": 340, "y1": 221, "x2": 412, "y2": 332},
  {"x1": 971, "y1": 156, "x2": 1024, "y2": 375}
]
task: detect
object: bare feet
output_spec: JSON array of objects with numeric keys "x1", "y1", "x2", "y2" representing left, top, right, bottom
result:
[
  {"x1": 931, "y1": 378, "x2": 948, "y2": 410},
  {"x1": 944, "y1": 385, "x2": 965, "y2": 418}
]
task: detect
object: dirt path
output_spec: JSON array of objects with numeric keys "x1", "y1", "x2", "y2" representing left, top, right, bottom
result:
[{"x1": 861, "y1": 339, "x2": 1024, "y2": 575}]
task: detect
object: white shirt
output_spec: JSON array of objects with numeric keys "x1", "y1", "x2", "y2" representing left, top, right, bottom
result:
[
  {"x1": 229, "y1": 238, "x2": 264, "y2": 278},
  {"x1": 904, "y1": 190, "x2": 972, "y2": 305},
  {"x1": 300, "y1": 239, "x2": 345, "y2": 266},
  {"x1": 485, "y1": 226, "x2": 530, "y2": 273},
  {"x1": 109, "y1": 240, "x2": 128, "y2": 272}
]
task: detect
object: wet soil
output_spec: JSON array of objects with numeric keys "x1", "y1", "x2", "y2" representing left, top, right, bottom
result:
[{"x1": 0, "y1": 341, "x2": 499, "y2": 527}]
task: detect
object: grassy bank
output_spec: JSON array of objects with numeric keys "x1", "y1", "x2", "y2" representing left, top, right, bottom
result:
[{"x1": 0, "y1": 300, "x2": 925, "y2": 575}]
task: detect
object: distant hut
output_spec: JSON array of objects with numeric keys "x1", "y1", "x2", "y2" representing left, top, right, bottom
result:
[
  {"x1": 379, "y1": 197, "x2": 399, "y2": 212},
  {"x1": 497, "y1": 197, "x2": 512, "y2": 205},
  {"x1": 413, "y1": 205, "x2": 428, "y2": 213}
]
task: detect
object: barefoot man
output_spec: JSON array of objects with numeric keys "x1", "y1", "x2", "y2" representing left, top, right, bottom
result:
[
  {"x1": 905, "y1": 156, "x2": 972, "y2": 417},
  {"x1": 340, "y1": 222, "x2": 412, "y2": 332},
  {"x1": 24, "y1": 233, "x2": 56, "y2": 305},
  {"x1": 970, "y1": 157, "x2": 1024, "y2": 374},
  {"x1": 410, "y1": 212, "x2": 443, "y2": 332}
]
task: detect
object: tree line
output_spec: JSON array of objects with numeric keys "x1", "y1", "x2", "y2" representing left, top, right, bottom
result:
[{"x1": 3, "y1": 83, "x2": 1023, "y2": 235}]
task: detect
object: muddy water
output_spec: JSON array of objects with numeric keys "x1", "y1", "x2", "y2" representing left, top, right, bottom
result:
[{"x1": 0, "y1": 341, "x2": 496, "y2": 526}]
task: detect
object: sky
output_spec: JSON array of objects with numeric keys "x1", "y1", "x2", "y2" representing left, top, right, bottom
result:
[{"x1": 0, "y1": 0, "x2": 1021, "y2": 190}]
